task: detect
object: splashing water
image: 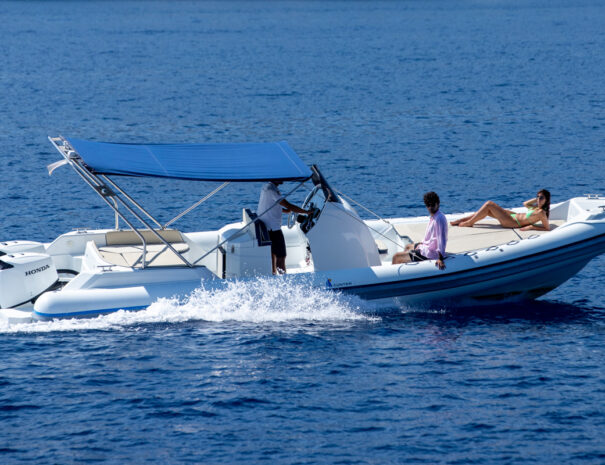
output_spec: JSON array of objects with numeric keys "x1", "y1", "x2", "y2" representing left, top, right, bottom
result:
[{"x1": 0, "y1": 277, "x2": 376, "y2": 334}]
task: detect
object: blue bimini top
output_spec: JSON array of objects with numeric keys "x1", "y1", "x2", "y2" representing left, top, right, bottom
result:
[{"x1": 66, "y1": 138, "x2": 312, "y2": 182}]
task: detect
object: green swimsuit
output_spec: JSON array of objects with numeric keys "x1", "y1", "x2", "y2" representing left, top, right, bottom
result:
[{"x1": 511, "y1": 208, "x2": 535, "y2": 227}]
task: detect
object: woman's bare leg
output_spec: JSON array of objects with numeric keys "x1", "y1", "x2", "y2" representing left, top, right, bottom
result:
[
  {"x1": 451, "y1": 215, "x2": 473, "y2": 226},
  {"x1": 451, "y1": 207, "x2": 515, "y2": 226},
  {"x1": 458, "y1": 201, "x2": 492, "y2": 227},
  {"x1": 459, "y1": 201, "x2": 517, "y2": 228}
]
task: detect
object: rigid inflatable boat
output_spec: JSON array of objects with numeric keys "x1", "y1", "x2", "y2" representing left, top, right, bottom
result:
[{"x1": 1, "y1": 136, "x2": 604, "y2": 324}]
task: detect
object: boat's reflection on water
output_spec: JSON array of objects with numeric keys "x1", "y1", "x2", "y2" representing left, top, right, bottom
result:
[
  {"x1": 362, "y1": 299, "x2": 599, "y2": 354},
  {"x1": 382, "y1": 298, "x2": 597, "y2": 324}
]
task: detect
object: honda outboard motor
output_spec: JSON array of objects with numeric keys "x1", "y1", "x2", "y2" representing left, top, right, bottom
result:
[
  {"x1": 0, "y1": 253, "x2": 58, "y2": 308},
  {"x1": 0, "y1": 240, "x2": 46, "y2": 255}
]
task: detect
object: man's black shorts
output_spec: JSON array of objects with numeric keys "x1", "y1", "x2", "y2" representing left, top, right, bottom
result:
[
  {"x1": 409, "y1": 248, "x2": 428, "y2": 262},
  {"x1": 269, "y1": 229, "x2": 287, "y2": 258}
]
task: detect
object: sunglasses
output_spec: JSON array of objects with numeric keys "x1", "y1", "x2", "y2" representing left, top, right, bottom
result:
[{"x1": 537, "y1": 195, "x2": 545, "y2": 200}]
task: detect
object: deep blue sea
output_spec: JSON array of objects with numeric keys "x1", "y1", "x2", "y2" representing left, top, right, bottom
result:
[{"x1": 1, "y1": 1, "x2": 604, "y2": 463}]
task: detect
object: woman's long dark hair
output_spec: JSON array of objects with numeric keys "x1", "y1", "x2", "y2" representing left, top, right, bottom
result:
[{"x1": 538, "y1": 189, "x2": 551, "y2": 217}]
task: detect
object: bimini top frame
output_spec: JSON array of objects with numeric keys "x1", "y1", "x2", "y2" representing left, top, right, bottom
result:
[{"x1": 48, "y1": 136, "x2": 313, "y2": 269}]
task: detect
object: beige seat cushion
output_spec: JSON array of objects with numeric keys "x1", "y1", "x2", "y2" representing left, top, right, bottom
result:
[
  {"x1": 98, "y1": 242, "x2": 189, "y2": 268},
  {"x1": 105, "y1": 229, "x2": 183, "y2": 246},
  {"x1": 394, "y1": 219, "x2": 565, "y2": 254}
]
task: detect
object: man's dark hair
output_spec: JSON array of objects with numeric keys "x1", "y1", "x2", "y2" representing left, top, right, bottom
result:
[{"x1": 423, "y1": 191, "x2": 440, "y2": 207}]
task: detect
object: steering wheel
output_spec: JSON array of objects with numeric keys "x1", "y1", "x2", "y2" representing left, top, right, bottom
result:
[{"x1": 287, "y1": 185, "x2": 324, "y2": 229}]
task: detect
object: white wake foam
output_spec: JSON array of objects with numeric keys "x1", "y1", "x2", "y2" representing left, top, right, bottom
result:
[{"x1": 1, "y1": 278, "x2": 376, "y2": 334}]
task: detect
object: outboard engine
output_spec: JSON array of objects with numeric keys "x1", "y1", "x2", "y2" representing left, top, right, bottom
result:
[
  {"x1": 0, "y1": 240, "x2": 46, "y2": 255},
  {"x1": 0, "y1": 253, "x2": 58, "y2": 308}
]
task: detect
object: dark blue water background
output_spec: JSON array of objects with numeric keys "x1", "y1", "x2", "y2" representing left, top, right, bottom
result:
[{"x1": 1, "y1": 1, "x2": 604, "y2": 463}]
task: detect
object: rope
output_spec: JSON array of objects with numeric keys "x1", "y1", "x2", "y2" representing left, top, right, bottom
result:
[
  {"x1": 331, "y1": 199, "x2": 405, "y2": 250},
  {"x1": 334, "y1": 188, "x2": 391, "y2": 225},
  {"x1": 165, "y1": 182, "x2": 230, "y2": 228},
  {"x1": 337, "y1": 205, "x2": 434, "y2": 262},
  {"x1": 333, "y1": 191, "x2": 433, "y2": 261}
]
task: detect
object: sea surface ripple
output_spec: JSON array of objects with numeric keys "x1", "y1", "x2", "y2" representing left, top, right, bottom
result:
[{"x1": 1, "y1": 1, "x2": 604, "y2": 464}]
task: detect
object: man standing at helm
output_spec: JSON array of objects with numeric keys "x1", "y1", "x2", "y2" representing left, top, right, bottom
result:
[{"x1": 257, "y1": 181, "x2": 310, "y2": 275}]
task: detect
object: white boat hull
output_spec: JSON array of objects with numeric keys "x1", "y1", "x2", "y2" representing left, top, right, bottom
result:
[
  {"x1": 1, "y1": 196, "x2": 604, "y2": 323},
  {"x1": 32, "y1": 267, "x2": 216, "y2": 320},
  {"x1": 29, "y1": 221, "x2": 605, "y2": 320},
  {"x1": 323, "y1": 221, "x2": 605, "y2": 305}
]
